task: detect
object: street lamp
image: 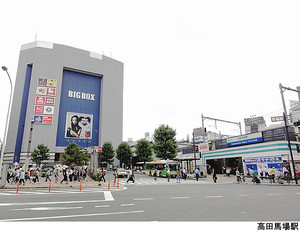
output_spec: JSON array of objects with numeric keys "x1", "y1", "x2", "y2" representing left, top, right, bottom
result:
[{"x1": 0, "y1": 66, "x2": 13, "y2": 178}]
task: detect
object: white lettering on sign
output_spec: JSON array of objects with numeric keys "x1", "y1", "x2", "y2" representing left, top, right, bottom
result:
[{"x1": 68, "y1": 90, "x2": 95, "y2": 101}]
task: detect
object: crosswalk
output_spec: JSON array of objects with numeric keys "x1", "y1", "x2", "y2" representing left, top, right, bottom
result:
[
  {"x1": 118, "y1": 177, "x2": 211, "y2": 186},
  {"x1": 0, "y1": 188, "x2": 118, "y2": 196}
]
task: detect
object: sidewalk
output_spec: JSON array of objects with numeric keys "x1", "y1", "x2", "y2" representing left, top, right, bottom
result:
[
  {"x1": 187, "y1": 173, "x2": 299, "y2": 186},
  {"x1": 1, "y1": 174, "x2": 104, "y2": 189}
]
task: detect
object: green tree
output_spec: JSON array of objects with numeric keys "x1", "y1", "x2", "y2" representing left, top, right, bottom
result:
[
  {"x1": 116, "y1": 142, "x2": 132, "y2": 167},
  {"x1": 135, "y1": 139, "x2": 153, "y2": 164},
  {"x1": 99, "y1": 142, "x2": 115, "y2": 168},
  {"x1": 60, "y1": 143, "x2": 89, "y2": 166},
  {"x1": 31, "y1": 144, "x2": 50, "y2": 167},
  {"x1": 152, "y1": 124, "x2": 178, "y2": 160}
]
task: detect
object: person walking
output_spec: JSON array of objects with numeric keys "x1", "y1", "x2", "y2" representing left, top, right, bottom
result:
[
  {"x1": 195, "y1": 168, "x2": 199, "y2": 181},
  {"x1": 99, "y1": 168, "x2": 106, "y2": 182},
  {"x1": 19, "y1": 169, "x2": 25, "y2": 186},
  {"x1": 154, "y1": 168, "x2": 158, "y2": 181},
  {"x1": 54, "y1": 168, "x2": 59, "y2": 183},
  {"x1": 35, "y1": 168, "x2": 40, "y2": 183},
  {"x1": 6, "y1": 167, "x2": 11, "y2": 183},
  {"x1": 270, "y1": 167, "x2": 276, "y2": 183},
  {"x1": 182, "y1": 168, "x2": 187, "y2": 180},
  {"x1": 176, "y1": 170, "x2": 181, "y2": 183},
  {"x1": 166, "y1": 168, "x2": 171, "y2": 182},
  {"x1": 212, "y1": 168, "x2": 217, "y2": 183},
  {"x1": 45, "y1": 169, "x2": 52, "y2": 182},
  {"x1": 60, "y1": 168, "x2": 68, "y2": 184},
  {"x1": 127, "y1": 169, "x2": 135, "y2": 183},
  {"x1": 236, "y1": 167, "x2": 241, "y2": 183}
]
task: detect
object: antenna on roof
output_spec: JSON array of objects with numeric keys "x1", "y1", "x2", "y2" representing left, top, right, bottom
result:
[{"x1": 35, "y1": 31, "x2": 38, "y2": 42}]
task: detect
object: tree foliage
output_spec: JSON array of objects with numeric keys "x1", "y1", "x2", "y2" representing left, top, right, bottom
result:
[
  {"x1": 99, "y1": 142, "x2": 115, "y2": 167},
  {"x1": 152, "y1": 124, "x2": 178, "y2": 160},
  {"x1": 116, "y1": 142, "x2": 132, "y2": 167},
  {"x1": 60, "y1": 143, "x2": 89, "y2": 166},
  {"x1": 135, "y1": 139, "x2": 153, "y2": 163},
  {"x1": 31, "y1": 144, "x2": 50, "y2": 166}
]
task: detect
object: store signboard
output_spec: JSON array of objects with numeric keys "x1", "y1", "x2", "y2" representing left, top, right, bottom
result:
[
  {"x1": 199, "y1": 143, "x2": 209, "y2": 152},
  {"x1": 227, "y1": 132, "x2": 263, "y2": 147}
]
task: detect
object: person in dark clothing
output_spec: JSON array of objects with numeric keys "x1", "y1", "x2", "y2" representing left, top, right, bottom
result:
[
  {"x1": 60, "y1": 168, "x2": 68, "y2": 184},
  {"x1": 212, "y1": 168, "x2": 217, "y2": 183}
]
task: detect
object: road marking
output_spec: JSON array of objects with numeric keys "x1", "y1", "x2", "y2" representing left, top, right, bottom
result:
[
  {"x1": 170, "y1": 197, "x2": 189, "y2": 199},
  {"x1": 0, "y1": 210, "x2": 145, "y2": 222},
  {"x1": 121, "y1": 204, "x2": 135, "y2": 206},
  {"x1": 0, "y1": 199, "x2": 111, "y2": 207},
  {"x1": 95, "y1": 205, "x2": 110, "y2": 208},
  {"x1": 267, "y1": 193, "x2": 282, "y2": 196},
  {"x1": 205, "y1": 196, "x2": 223, "y2": 198},
  {"x1": 11, "y1": 206, "x2": 83, "y2": 211},
  {"x1": 14, "y1": 191, "x2": 47, "y2": 195},
  {"x1": 0, "y1": 192, "x2": 14, "y2": 196},
  {"x1": 133, "y1": 198, "x2": 154, "y2": 201},
  {"x1": 104, "y1": 191, "x2": 114, "y2": 201}
]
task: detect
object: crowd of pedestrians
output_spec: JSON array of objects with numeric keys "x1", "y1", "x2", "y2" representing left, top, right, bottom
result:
[
  {"x1": 6, "y1": 167, "x2": 41, "y2": 185},
  {"x1": 5, "y1": 165, "x2": 88, "y2": 186}
]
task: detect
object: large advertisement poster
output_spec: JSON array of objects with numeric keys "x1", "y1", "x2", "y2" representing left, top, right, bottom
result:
[
  {"x1": 65, "y1": 112, "x2": 93, "y2": 139},
  {"x1": 56, "y1": 70, "x2": 101, "y2": 147}
]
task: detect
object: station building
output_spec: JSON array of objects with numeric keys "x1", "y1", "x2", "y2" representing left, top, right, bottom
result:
[
  {"x1": 202, "y1": 126, "x2": 300, "y2": 176},
  {"x1": 3, "y1": 41, "x2": 123, "y2": 167}
]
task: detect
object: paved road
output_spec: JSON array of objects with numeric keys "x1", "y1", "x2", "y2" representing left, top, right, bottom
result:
[{"x1": 0, "y1": 173, "x2": 299, "y2": 222}]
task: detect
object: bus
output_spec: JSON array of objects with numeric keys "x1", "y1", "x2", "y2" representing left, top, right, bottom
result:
[{"x1": 144, "y1": 160, "x2": 179, "y2": 178}]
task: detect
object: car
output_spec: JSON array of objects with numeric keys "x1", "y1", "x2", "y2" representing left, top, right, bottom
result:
[{"x1": 116, "y1": 168, "x2": 128, "y2": 178}]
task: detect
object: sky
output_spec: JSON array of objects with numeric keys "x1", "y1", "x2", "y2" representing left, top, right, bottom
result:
[{"x1": 0, "y1": 0, "x2": 300, "y2": 143}]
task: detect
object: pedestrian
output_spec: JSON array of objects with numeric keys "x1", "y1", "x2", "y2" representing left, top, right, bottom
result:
[
  {"x1": 6, "y1": 167, "x2": 11, "y2": 183},
  {"x1": 15, "y1": 168, "x2": 20, "y2": 184},
  {"x1": 35, "y1": 168, "x2": 40, "y2": 183},
  {"x1": 26, "y1": 169, "x2": 31, "y2": 183},
  {"x1": 69, "y1": 168, "x2": 73, "y2": 182},
  {"x1": 99, "y1": 168, "x2": 106, "y2": 182},
  {"x1": 226, "y1": 167, "x2": 231, "y2": 177},
  {"x1": 176, "y1": 170, "x2": 181, "y2": 183},
  {"x1": 270, "y1": 167, "x2": 275, "y2": 183},
  {"x1": 54, "y1": 168, "x2": 59, "y2": 183},
  {"x1": 19, "y1": 169, "x2": 25, "y2": 186},
  {"x1": 166, "y1": 168, "x2": 171, "y2": 182},
  {"x1": 212, "y1": 168, "x2": 217, "y2": 183},
  {"x1": 236, "y1": 167, "x2": 241, "y2": 183},
  {"x1": 154, "y1": 168, "x2": 158, "y2": 181},
  {"x1": 45, "y1": 169, "x2": 52, "y2": 182},
  {"x1": 182, "y1": 168, "x2": 187, "y2": 180},
  {"x1": 127, "y1": 169, "x2": 135, "y2": 183},
  {"x1": 195, "y1": 168, "x2": 199, "y2": 181},
  {"x1": 60, "y1": 168, "x2": 68, "y2": 184}
]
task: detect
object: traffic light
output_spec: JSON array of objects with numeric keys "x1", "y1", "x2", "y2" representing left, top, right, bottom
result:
[
  {"x1": 294, "y1": 121, "x2": 300, "y2": 126},
  {"x1": 297, "y1": 144, "x2": 300, "y2": 153}
]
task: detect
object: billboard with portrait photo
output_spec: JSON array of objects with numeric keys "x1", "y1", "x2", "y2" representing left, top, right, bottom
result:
[{"x1": 65, "y1": 112, "x2": 93, "y2": 139}]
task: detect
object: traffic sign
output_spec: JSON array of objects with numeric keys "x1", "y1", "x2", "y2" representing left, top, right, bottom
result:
[{"x1": 98, "y1": 147, "x2": 102, "y2": 152}]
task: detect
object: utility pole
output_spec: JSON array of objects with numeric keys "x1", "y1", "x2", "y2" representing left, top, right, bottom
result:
[
  {"x1": 279, "y1": 83, "x2": 299, "y2": 184},
  {"x1": 192, "y1": 131, "x2": 197, "y2": 171}
]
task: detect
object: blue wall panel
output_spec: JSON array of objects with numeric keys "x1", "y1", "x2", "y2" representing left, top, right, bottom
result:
[
  {"x1": 14, "y1": 65, "x2": 32, "y2": 163},
  {"x1": 56, "y1": 70, "x2": 101, "y2": 147}
]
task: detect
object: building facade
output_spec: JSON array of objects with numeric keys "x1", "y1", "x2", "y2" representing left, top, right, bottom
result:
[{"x1": 3, "y1": 41, "x2": 123, "y2": 167}]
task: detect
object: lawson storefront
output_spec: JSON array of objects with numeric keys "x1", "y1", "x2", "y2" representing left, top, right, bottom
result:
[{"x1": 202, "y1": 129, "x2": 300, "y2": 176}]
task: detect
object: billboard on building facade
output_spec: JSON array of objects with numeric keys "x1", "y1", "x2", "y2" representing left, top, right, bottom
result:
[
  {"x1": 65, "y1": 112, "x2": 93, "y2": 139},
  {"x1": 56, "y1": 69, "x2": 101, "y2": 147}
]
